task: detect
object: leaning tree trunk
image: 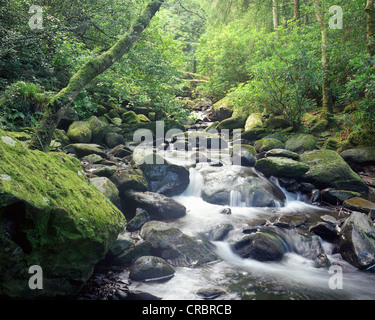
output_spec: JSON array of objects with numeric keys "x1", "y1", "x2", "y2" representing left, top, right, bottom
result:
[
  {"x1": 294, "y1": 0, "x2": 300, "y2": 26},
  {"x1": 29, "y1": 0, "x2": 165, "y2": 151},
  {"x1": 313, "y1": 0, "x2": 333, "y2": 119},
  {"x1": 272, "y1": 0, "x2": 279, "y2": 30},
  {"x1": 366, "y1": 0, "x2": 375, "y2": 57}
]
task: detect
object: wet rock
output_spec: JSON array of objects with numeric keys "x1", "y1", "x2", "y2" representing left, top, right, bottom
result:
[
  {"x1": 196, "y1": 288, "x2": 226, "y2": 300},
  {"x1": 309, "y1": 222, "x2": 338, "y2": 243},
  {"x1": 140, "y1": 155, "x2": 190, "y2": 197},
  {"x1": 93, "y1": 166, "x2": 118, "y2": 178},
  {"x1": 66, "y1": 143, "x2": 107, "y2": 158},
  {"x1": 231, "y1": 144, "x2": 257, "y2": 167},
  {"x1": 205, "y1": 223, "x2": 234, "y2": 241},
  {"x1": 343, "y1": 197, "x2": 375, "y2": 214},
  {"x1": 212, "y1": 97, "x2": 233, "y2": 121},
  {"x1": 123, "y1": 191, "x2": 186, "y2": 221},
  {"x1": 126, "y1": 208, "x2": 151, "y2": 232},
  {"x1": 110, "y1": 168, "x2": 149, "y2": 194},
  {"x1": 88, "y1": 116, "x2": 108, "y2": 144},
  {"x1": 82, "y1": 154, "x2": 103, "y2": 164},
  {"x1": 265, "y1": 149, "x2": 300, "y2": 160},
  {"x1": 339, "y1": 211, "x2": 375, "y2": 270},
  {"x1": 67, "y1": 121, "x2": 92, "y2": 144},
  {"x1": 105, "y1": 235, "x2": 134, "y2": 262},
  {"x1": 320, "y1": 188, "x2": 360, "y2": 205},
  {"x1": 300, "y1": 235, "x2": 331, "y2": 268},
  {"x1": 219, "y1": 207, "x2": 232, "y2": 215},
  {"x1": 254, "y1": 138, "x2": 285, "y2": 153},
  {"x1": 231, "y1": 230, "x2": 287, "y2": 262},
  {"x1": 90, "y1": 177, "x2": 120, "y2": 206},
  {"x1": 216, "y1": 115, "x2": 247, "y2": 131},
  {"x1": 105, "y1": 132, "x2": 126, "y2": 149},
  {"x1": 301, "y1": 150, "x2": 368, "y2": 193},
  {"x1": 130, "y1": 256, "x2": 175, "y2": 282},
  {"x1": 320, "y1": 215, "x2": 339, "y2": 226},
  {"x1": 140, "y1": 221, "x2": 218, "y2": 267},
  {"x1": 109, "y1": 145, "x2": 133, "y2": 158},
  {"x1": 274, "y1": 213, "x2": 308, "y2": 229},
  {"x1": 255, "y1": 157, "x2": 310, "y2": 179},
  {"x1": 114, "y1": 241, "x2": 153, "y2": 266},
  {"x1": 340, "y1": 147, "x2": 375, "y2": 166},
  {"x1": 200, "y1": 166, "x2": 286, "y2": 207}
]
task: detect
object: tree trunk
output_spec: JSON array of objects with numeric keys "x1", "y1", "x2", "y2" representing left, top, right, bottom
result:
[
  {"x1": 29, "y1": 0, "x2": 165, "y2": 151},
  {"x1": 366, "y1": 0, "x2": 375, "y2": 57},
  {"x1": 313, "y1": 0, "x2": 333, "y2": 118},
  {"x1": 273, "y1": 0, "x2": 279, "y2": 30},
  {"x1": 294, "y1": 0, "x2": 300, "y2": 26}
]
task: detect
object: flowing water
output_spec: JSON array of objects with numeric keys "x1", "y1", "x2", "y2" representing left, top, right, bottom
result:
[{"x1": 128, "y1": 143, "x2": 375, "y2": 300}]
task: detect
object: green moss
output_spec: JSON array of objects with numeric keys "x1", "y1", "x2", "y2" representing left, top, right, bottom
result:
[
  {"x1": 348, "y1": 130, "x2": 375, "y2": 147},
  {"x1": 254, "y1": 138, "x2": 284, "y2": 153},
  {"x1": 67, "y1": 121, "x2": 92, "y2": 143},
  {"x1": 255, "y1": 157, "x2": 310, "y2": 179},
  {"x1": 285, "y1": 134, "x2": 317, "y2": 154},
  {"x1": 122, "y1": 111, "x2": 141, "y2": 124}
]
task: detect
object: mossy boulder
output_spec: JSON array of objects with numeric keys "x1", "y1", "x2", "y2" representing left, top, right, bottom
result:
[
  {"x1": 53, "y1": 129, "x2": 70, "y2": 147},
  {"x1": 241, "y1": 127, "x2": 266, "y2": 142},
  {"x1": 138, "y1": 114, "x2": 151, "y2": 123},
  {"x1": 340, "y1": 147, "x2": 375, "y2": 165},
  {"x1": 301, "y1": 150, "x2": 368, "y2": 193},
  {"x1": 104, "y1": 132, "x2": 125, "y2": 149},
  {"x1": 255, "y1": 157, "x2": 310, "y2": 179},
  {"x1": 110, "y1": 168, "x2": 149, "y2": 194},
  {"x1": 264, "y1": 115, "x2": 291, "y2": 130},
  {"x1": 310, "y1": 119, "x2": 329, "y2": 134},
  {"x1": 215, "y1": 115, "x2": 247, "y2": 131},
  {"x1": 254, "y1": 138, "x2": 285, "y2": 153},
  {"x1": 285, "y1": 134, "x2": 317, "y2": 154},
  {"x1": 342, "y1": 197, "x2": 375, "y2": 214},
  {"x1": 245, "y1": 113, "x2": 263, "y2": 131},
  {"x1": 67, "y1": 121, "x2": 92, "y2": 143},
  {"x1": 90, "y1": 177, "x2": 120, "y2": 206},
  {"x1": 265, "y1": 149, "x2": 300, "y2": 160},
  {"x1": 323, "y1": 138, "x2": 340, "y2": 151},
  {"x1": 122, "y1": 111, "x2": 141, "y2": 125},
  {"x1": 212, "y1": 97, "x2": 234, "y2": 121},
  {"x1": 0, "y1": 131, "x2": 126, "y2": 298},
  {"x1": 66, "y1": 143, "x2": 107, "y2": 159},
  {"x1": 87, "y1": 116, "x2": 108, "y2": 144},
  {"x1": 230, "y1": 144, "x2": 257, "y2": 167},
  {"x1": 348, "y1": 130, "x2": 375, "y2": 147}
]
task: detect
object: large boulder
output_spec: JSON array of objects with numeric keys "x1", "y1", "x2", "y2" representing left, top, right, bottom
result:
[
  {"x1": 110, "y1": 168, "x2": 149, "y2": 194},
  {"x1": 215, "y1": 116, "x2": 247, "y2": 131},
  {"x1": 199, "y1": 166, "x2": 286, "y2": 207},
  {"x1": 140, "y1": 155, "x2": 190, "y2": 197},
  {"x1": 122, "y1": 191, "x2": 186, "y2": 221},
  {"x1": 340, "y1": 147, "x2": 375, "y2": 166},
  {"x1": 285, "y1": 134, "x2": 317, "y2": 154},
  {"x1": 244, "y1": 113, "x2": 263, "y2": 132},
  {"x1": 66, "y1": 143, "x2": 107, "y2": 159},
  {"x1": 339, "y1": 211, "x2": 375, "y2": 270},
  {"x1": 0, "y1": 131, "x2": 126, "y2": 298},
  {"x1": 140, "y1": 221, "x2": 218, "y2": 267},
  {"x1": 212, "y1": 97, "x2": 234, "y2": 121},
  {"x1": 90, "y1": 177, "x2": 120, "y2": 207},
  {"x1": 87, "y1": 116, "x2": 108, "y2": 144},
  {"x1": 301, "y1": 150, "x2": 368, "y2": 193},
  {"x1": 254, "y1": 138, "x2": 284, "y2": 153},
  {"x1": 230, "y1": 144, "x2": 257, "y2": 167},
  {"x1": 231, "y1": 230, "x2": 287, "y2": 262},
  {"x1": 342, "y1": 197, "x2": 375, "y2": 214},
  {"x1": 255, "y1": 157, "x2": 310, "y2": 179},
  {"x1": 67, "y1": 121, "x2": 92, "y2": 144}
]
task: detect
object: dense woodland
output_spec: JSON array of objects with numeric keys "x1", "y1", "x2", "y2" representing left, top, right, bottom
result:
[{"x1": 0, "y1": 0, "x2": 374, "y2": 140}]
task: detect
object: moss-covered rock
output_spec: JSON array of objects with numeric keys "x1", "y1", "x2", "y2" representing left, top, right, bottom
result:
[
  {"x1": 310, "y1": 119, "x2": 329, "y2": 134},
  {"x1": 129, "y1": 256, "x2": 175, "y2": 282},
  {"x1": 285, "y1": 134, "x2": 317, "y2": 154},
  {"x1": 90, "y1": 177, "x2": 120, "y2": 206},
  {"x1": 122, "y1": 111, "x2": 141, "y2": 124},
  {"x1": 67, "y1": 121, "x2": 92, "y2": 143},
  {"x1": 245, "y1": 113, "x2": 263, "y2": 131},
  {"x1": 138, "y1": 114, "x2": 151, "y2": 123},
  {"x1": 255, "y1": 157, "x2": 310, "y2": 179},
  {"x1": 340, "y1": 147, "x2": 375, "y2": 165},
  {"x1": 53, "y1": 129, "x2": 70, "y2": 147},
  {"x1": 254, "y1": 138, "x2": 285, "y2": 153},
  {"x1": 264, "y1": 115, "x2": 291, "y2": 130},
  {"x1": 342, "y1": 197, "x2": 375, "y2": 214},
  {"x1": 265, "y1": 149, "x2": 300, "y2": 160},
  {"x1": 104, "y1": 132, "x2": 126, "y2": 149},
  {"x1": 348, "y1": 130, "x2": 375, "y2": 147},
  {"x1": 301, "y1": 150, "x2": 368, "y2": 193},
  {"x1": 212, "y1": 97, "x2": 234, "y2": 121},
  {"x1": 230, "y1": 144, "x2": 257, "y2": 167},
  {"x1": 323, "y1": 138, "x2": 340, "y2": 151},
  {"x1": 87, "y1": 116, "x2": 108, "y2": 144},
  {"x1": 241, "y1": 127, "x2": 267, "y2": 142},
  {"x1": 66, "y1": 143, "x2": 107, "y2": 158},
  {"x1": 215, "y1": 115, "x2": 247, "y2": 131},
  {"x1": 110, "y1": 168, "x2": 149, "y2": 194},
  {"x1": 0, "y1": 131, "x2": 126, "y2": 298}
]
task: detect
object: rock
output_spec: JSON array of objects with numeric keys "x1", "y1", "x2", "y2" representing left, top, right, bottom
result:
[
  {"x1": 138, "y1": 114, "x2": 151, "y2": 123},
  {"x1": 343, "y1": 197, "x2": 375, "y2": 214},
  {"x1": 111, "y1": 117, "x2": 122, "y2": 126},
  {"x1": 109, "y1": 145, "x2": 132, "y2": 158},
  {"x1": 298, "y1": 235, "x2": 331, "y2": 268},
  {"x1": 254, "y1": 138, "x2": 285, "y2": 153},
  {"x1": 310, "y1": 119, "x2": 329, "y2": 134},
  {"x1": 123, "y1": 191, "x2": 186, "y2": 221},
  {"x1": 140, "y1": 221, "x2": 218, "y2": 267},
  {"x1": 241, "y1": 127, "x2": 266, "y2": 142},
  {"x1": 347, "y1": 130, "x2": 375, "y2": 148},
  {"x1": 93, "y1": 166, "x2": 118, "y2": 178},
  {"x1": 265, "y1": 149, "x2": 300, "y2": 161},
  {"x1": 67, "y1": 121, "x2": 92, "y2": 143},
  {"x1": 285, "y1": 134, "x2": 317, "y2": 154},
  {"x1": 219, "y1": 207, "x2": 232, "y2": 215},
  {"x1": 216, "y1": 115, "x2": 247, "y2": 130},
  {"x1": 110, "y1": 168, "x2": 149, "y2": 194},
  {"x1": 82, "y1": 154, "x2": 103, "y2": 164},
  {"x1": 264, "y1": 132, "x2": 287, "y2": 143},
  {"x1": 309, "y1": 222, "x2": 338, "y2": 242},
  {"x1": 231, "y1": 144, "x2": 257, "y2": 167},
  {"x1": 301, "y1": 150, "x2": 368, "y2": 193},
  {"x1": 255, "y1": 157, "x2": 310, "y2": 179},
  {"x1": 244, "y1": 113, "x2": 263, "y2": 131},
  {"x1": 323, "y1": 138, "x2": 340, "y2": 151},
  {"x1": 212, "y1": 97, "x2": 233, "y2": 121},
  {"x1": 58, "y1": 107, "x2": 79, "y2": 131},
  {"x1": 140, "y1": 155, "x2": 190, "y2": 197},
  {"x1": 200, "y1": 166, "x2": 286, "y2": 207},
  {"x1": 114, "y1": 241, "x2": 153, "y2": 266},
  {"x1": 205, "y1": 224, "x2": 234, "y2": 241},
  {"x1": 183, "y1": 131, "x2": 229, "y2": 150},
  {"x1": 90, "y1": 177, "x2": 120, "y2": 206},
  {"x1": 274, "y1": 213, "x2": 307, "y2": 229},
  {"x1": 320, "y1": 188, "x2": 360, "y2": 205},
  {"x1": 126, "y1": 208, "x2": 151, "y2": 232},
  {"x1": 264, "y1": 115, "x2": 291, "y2": 130},
  {"x1": 231, "y1": 230, "x2": 287, "y2": 262},
  {"x1": 105, "y1": 235, "x2": 134, "y2": 262},
  {"x1": 320, "y1": 215, "x2": 339, "y2": 226},
  {"x1": 129, "y1": 256, "x2": 175, "y2": 282},
  {"x1": 88, "y1": 116, "x2": 108, "y2": 144},
  {"x1": 122, "y1": 111, "x2": 141, "y2": 124},
  {"x1": 105, "y1": 132, "x2": 126, "y2": 149},
  {"x1": 339, "y1": 211, "x2": 375, "y2": 270},
  {"x1": 66, "y1": 143, "x2": 107, "y2": 158},
  {"x1": 53, "y1": 129, "x2": 70, "y2": 147},
  {"x1": 0, "y1": 131, "x2": 125, "y2": 298},
  {"x1": 196, "y1": 288, "x2": 226, "y2": 300},
  {"x1": 340, "y1": 147, "x2": 375, "y2": 166}
]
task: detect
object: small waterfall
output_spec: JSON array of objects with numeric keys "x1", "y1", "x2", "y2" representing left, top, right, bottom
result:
[
  {"x1": 230, "y1": 190, "x2": 244, "y2": 207},
  {"x1": 184, "y1": 168, "x2": 204, "y2": 197},
  {"x1": 269, "y1": 176, "x2": 302, "y2": 203}
]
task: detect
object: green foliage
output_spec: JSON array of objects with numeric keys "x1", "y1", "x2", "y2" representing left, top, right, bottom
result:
[{"x1": 0, "y1": 81, "x2": 52, "y2": 130}]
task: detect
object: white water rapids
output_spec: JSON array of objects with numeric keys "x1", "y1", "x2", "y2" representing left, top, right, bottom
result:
[{"x1": 128, "y1": 151, "x2": 375, "y2": 300}]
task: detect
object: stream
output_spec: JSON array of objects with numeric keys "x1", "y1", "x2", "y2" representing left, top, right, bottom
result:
[{"x1": 126, "y1": 129, "x2": 375, "y2": 301}]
